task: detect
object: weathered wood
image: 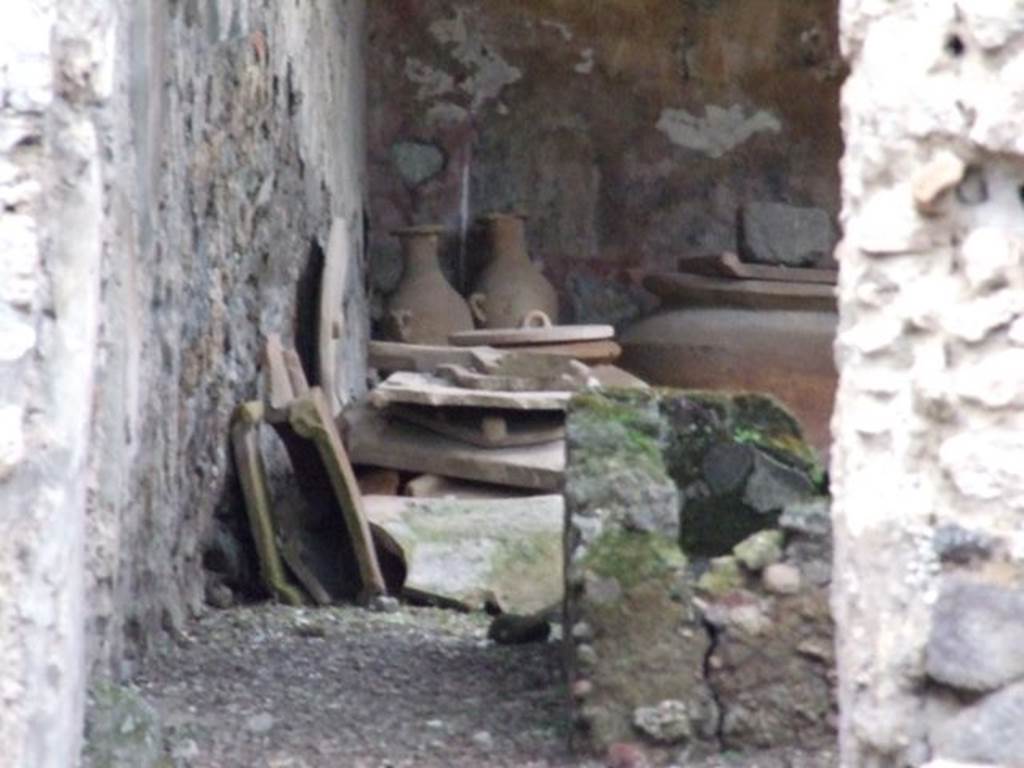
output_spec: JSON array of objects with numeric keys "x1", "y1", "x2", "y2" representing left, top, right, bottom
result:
[
  {"x1": 389, "y1": 404, "x2": 566, "y2": 448},
  {"x1": 644, "y1": 272, "x2": 837, "y2": 312},
  {"x1": 289, "y1": 388, "x2": 387, "y2": 603},
  {"x1": 346, "y1": 405, "x2": 565, "y2": 491},
  {"x1": 493, "y1": 340, "x2": 622, "y2": 364},
  {"x1": 319, "y1": 217, "x2": 350, "y2": 415},
  {"x1": 434, "y1": 361, "x2": 592, "y2": 392},
  {"x1": 368, "y1": 341, "x2": 502, "y2": 373},
  {"x1": 369, "y1": 371, "x2": 572, "y2": 412},
  {"x1": 449, "y1": 323, "x2": 614, "y2": 347},
  {"x1": 405, "y1": 473, "x2": 532, "y2": 500},
  {"x1": 678, "y1": 251, "x2": 838, "y2": 285},
  {"x1": 229, "y1": 402, "x2": 306, "y2": 606}
]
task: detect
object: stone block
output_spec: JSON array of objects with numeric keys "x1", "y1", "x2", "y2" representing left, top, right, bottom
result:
[
  {"x1": 739, "y1": 202, "x2": 836, "y2": 267},
  {"x1": 564, "y1": 390, "x2": 834, "y2": 761},
  {"x1": 926, "y1": 577, "x2": 1024, "y2": 693},
  {"x1": 930, "y1": 681, "x2": 1024, "y2": 764}
]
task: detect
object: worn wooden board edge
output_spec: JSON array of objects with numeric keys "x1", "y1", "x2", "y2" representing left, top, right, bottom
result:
[
  {"x1": 678, "y1": 251, "x2": 839, "y2": 285},
  {"x1": 449, "y1": 323, "x2": 614, "y2": 347},
  {"x1": 389, "y1": 403, "x2": 566, "y2": 448},
  {"x1": 289, "y1": 388, "x2": 387, "y2": 602},
  {"x1": 345, "y1": 405, "x2": 565, "y2": 491},
  {"x1": 319, "y1": 217, "x2": 350, "y2": 416},
  {"x1": 229, "y1": 402, "x2": 306, "y2": 607},
  {"x1": 644, "y1": 272, "x2": 838, "y2": 312},
  {"x1": 369, "y1": 371, "x2": 572, "y2": 412}
]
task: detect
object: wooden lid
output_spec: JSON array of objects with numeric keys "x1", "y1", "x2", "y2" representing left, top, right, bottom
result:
[{"x1": 644, "y1": 272, "x2": 837, "y2": 312}]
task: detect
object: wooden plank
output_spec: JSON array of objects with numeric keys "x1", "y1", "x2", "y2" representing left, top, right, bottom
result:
[
  {"x1": 677, "y1": 251, "x2": 838, "y2": 285},
  {"x1": 229, "y1": 402, "x2": 306, "y2": 606},
  {"x1": 369, "y1": 371, "x2": 572, "y2": 412},
  {"x1": 346, "y1": 405, "x2": 565, "y2": 491},
  {"x1": 289, "y1": 388, "x2": 387, "y2": 603},
  {"x1": 644, "y1": 272, "x2": 837, "y2": 312},
  {"x1": 449, "y1": 323, "x2": 614, "y2": 347},
  {"x1": 389, "y1": 404, "x2": 566, "y2": 448},
  {"x1": 368, "y1": 341, "x2": 501, "y2": 373},
  {"x1": 405, "y1": 474, "x2": 533, "y2": 500},
  {"x1": 495, "y1": 340, "x2": 622, "y2": 364},
  {"x1": 319, "y1": 217, "x2": 351, "y2": 415}
]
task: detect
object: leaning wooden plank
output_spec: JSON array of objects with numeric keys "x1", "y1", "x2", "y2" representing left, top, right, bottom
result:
[
  {"x1": 367, "y1": 341, "x2": 502, "y2": 374},
  {"x1": 263, "y1": 333, "x2": 295, "y2": 421},
  {"x1": 319, "y1": 217, "x2": 350, "y2": 415},
  {"x1": 229, "y1": 402, "x2": 306, "y2": 606},
  {"x1": 289, "y1": 388, "x2": 386, "y2": 602},
  {"x1": 346, "y1": 405, "x2": 564, "y2": 491},
  {"x1": 369, "y1": 371, "x2": 572, "y2": 412},
  {"x1": 362, "y1": 493, "x2": 565, "y2": 614}
]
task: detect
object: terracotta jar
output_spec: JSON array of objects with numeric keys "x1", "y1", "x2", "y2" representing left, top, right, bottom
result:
[
  {"x1": 469, "y1": 213, "x2": 559, "y2": 329},
  {"x1": 620, "y1": 272, "x2": 838, "y2": 460},
  {"x1": 384, "y1": 225, "x2": 474, "y2": 345}
]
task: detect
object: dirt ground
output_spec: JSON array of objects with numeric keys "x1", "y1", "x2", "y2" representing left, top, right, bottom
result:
[{"x1": 134, "y1": 604, "x2": 834, "y2": 768}]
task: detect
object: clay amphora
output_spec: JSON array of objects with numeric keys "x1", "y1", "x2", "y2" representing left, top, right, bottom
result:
[
  {"x1": 384, "y1": 225, "x2": 474, "y2": 345},
  {"x1": 469, "y1": 213, "x2": 558, "y2": 329}
]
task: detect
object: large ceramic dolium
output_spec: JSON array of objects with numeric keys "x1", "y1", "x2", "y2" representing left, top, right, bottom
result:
[
  {"x1": 620, "y1": 273, "x2": 838, "y2": 459},
  {"x1": 384, "y1": 225, "x2": 474, "y2": 345},
  {"x1": 470, "y1": 213, "x2": 559, "y2": 329}
]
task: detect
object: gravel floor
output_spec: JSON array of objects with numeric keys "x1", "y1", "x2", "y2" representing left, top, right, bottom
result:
[
  {"x1": 135, "y1": 603, "x2": 835, "y2": 768},
  {"x1": 136, "y1": 604, "x2": 588, "y2": 768}
]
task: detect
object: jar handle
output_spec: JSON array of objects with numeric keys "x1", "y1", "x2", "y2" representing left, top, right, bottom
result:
[
  {"x1": 520, "y1": 310, "x2": 552, "y2": 329},
  {"x1": 469, "y1": 292, "x2": 488, "y2": 326}
]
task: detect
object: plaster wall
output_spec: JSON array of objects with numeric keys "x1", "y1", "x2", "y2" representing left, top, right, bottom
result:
[
  {"x1": 0, "y1": 0, "x2": 369, "y2": 763},
  {"x1": 833, "y1": 2, "x2": 1024, "y2": 765},
  {"x1": 366, "y1": 0, "x2": 844, "y2": 325}
]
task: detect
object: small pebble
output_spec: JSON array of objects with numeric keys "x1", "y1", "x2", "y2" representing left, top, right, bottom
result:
[
  {"x1": 246, "y1": 712, "x2": 275, "y2": 734},
  {"x1": 471, "y1": 729, "x2": 494, "y2": 750},
  {"x1": 763, "y1": 563, "x2": 802, "y2": 595},
  {"x1": 368, "y1": 595, "x2": 401, "y2": 613}
]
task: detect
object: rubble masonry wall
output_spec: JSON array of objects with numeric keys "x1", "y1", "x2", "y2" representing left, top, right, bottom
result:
[
  {"x1": 0, "y1": 1, "x2": 368, "y2": 764},
  {"x1": 833, "y1": 2, "x2": 1024, "y2": 765}
]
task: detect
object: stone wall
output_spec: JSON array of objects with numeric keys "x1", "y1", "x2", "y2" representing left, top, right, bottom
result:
[
  {"x1": 563, "y1": 391, "x2": 835, "y2": 766},
  {"x1": 0, "y1": 0, "x2": 368, "y2": 763},
  {"x1": 833, "y1": 2, "x2": 1024, "y2": 765},
  {"x1": 1, "y1": 3, "x2": 111, "y2": 764},
  {"x1": 366, "y1": 0, "x2": 844, "y2": 325},
  {"x1": 89, "y1": 0, "x2": 369, "y2": 681}
]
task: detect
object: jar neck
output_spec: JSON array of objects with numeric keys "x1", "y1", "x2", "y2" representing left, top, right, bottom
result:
[
  {"x1": 488, "y1": 215, "x2": 528, "y2": 261},
  {"x1": 399, "y1": 234, "x2": 441, "y2": 277}
]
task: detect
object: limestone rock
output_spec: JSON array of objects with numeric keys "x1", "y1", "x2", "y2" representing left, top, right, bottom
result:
[
  {"x1": 930, "y1": 681, "x2": 1024, "y2": 764},
  {"x1": 926, "y1": 577, "x2": 1024, "y2": 693},
  {"x1": 739, "y1": 202, "x2": 836, "y2": 267},
  {"x1": 762, "y1": 563, "x2": 802, "y2": 595},
  {"x1": 742, "y1": 450, "x2": 816, "y2": 515},
  {"x1": 632, "y1": 700, "x2": 695, "y2": 744},
  {"x1": 733, "y1": 529, "x2": 784, "y2": 572},
  {"x1": 362, "y1": 493, "x2": 564, "y2": 614}
]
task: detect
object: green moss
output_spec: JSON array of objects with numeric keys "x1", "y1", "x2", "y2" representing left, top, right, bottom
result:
[
  {"x1": 583, "y1": 530, "x2": 686, "y2": 590},
  {"x1": 569, "y1": 391, "x2": 668, "y2": 480}
]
